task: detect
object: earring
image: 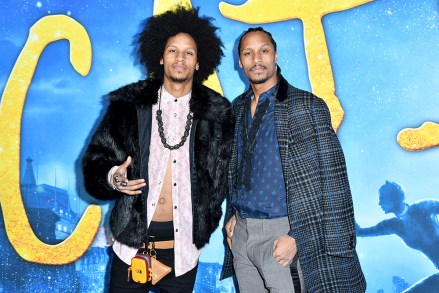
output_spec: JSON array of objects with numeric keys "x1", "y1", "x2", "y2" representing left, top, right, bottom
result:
[{"x1": 196, "y1": 65, "x2": 199, "y2": 70}]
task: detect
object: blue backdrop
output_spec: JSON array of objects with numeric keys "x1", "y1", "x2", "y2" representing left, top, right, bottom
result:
[{"x1": 1, "y1": 0, "x2": 438, "y2": 292}]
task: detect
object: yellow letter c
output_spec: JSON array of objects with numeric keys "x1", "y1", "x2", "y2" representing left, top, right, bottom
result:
[{"x1": 0, "y1": 15, "x2": 101, "y2": 265}]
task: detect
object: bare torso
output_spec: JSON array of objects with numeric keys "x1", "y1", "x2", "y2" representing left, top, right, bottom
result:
[{"x1": 152, "y1": 156, "x2": 174, "y2": 222}]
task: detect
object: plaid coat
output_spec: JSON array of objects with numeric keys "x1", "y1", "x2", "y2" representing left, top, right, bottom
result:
[{"x1": 220, "y1": 74, "x2": 366, "y2": 293}]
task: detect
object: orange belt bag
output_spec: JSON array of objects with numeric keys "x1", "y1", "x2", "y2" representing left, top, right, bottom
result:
[
  {"x1": 127, "y1": 253, "x2": 153, "y2": 284},
  {"x1": 127, "y1": 242, "x2": 172, "y2": 285}
]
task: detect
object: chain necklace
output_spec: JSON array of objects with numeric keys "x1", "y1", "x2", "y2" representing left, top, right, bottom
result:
[
  {"x1": 236, "y1": 84, "x2": 278, "y2": 190},
  {"x1": 236, "y1": 97, "x2": 270, "y2": 189},
  {"x1": 156, "y1": 86, "x2": 193, "y2": 150}
]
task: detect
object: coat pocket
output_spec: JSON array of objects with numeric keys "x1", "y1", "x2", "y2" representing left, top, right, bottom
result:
[
  {"x1": 324, "y1": 232, "x2": 356, "y2": 258},
  {"x1": 321, "y1": 188, "x2": 357, "y2": 258}
]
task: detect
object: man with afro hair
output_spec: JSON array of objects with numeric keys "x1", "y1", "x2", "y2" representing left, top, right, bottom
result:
[{"x1": 82, "y1": 6, "x2": 233, "y2": 292}]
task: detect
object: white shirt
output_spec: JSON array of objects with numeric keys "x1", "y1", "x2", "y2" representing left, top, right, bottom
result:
[{"x1": 111, "y1": 86, "x2": 201, "y2": 276}]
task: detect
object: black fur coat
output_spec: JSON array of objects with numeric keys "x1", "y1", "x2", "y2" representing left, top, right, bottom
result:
[{"x1": 82, "y1": 78, "x2": 233, "y2": 249}]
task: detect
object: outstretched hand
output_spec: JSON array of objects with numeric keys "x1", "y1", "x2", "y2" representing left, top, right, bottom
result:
[
  {"x1": 112, "y1": 156, "x2": 146, "y2": 196},
  {"x1": 355, "y1": 221, "x2": 361, "y2": 233}
]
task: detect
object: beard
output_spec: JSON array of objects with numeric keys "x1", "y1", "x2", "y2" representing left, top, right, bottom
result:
[
  {"x1": 168, "y1": 69, "x2": 194, "y2": 84},
  {"x1": 247, "y1": 65, "x2": 276, "y2": 84},
  {"x1": 170, "y1": 75, "x2": 189, "y2": 83},
  {"x1": 248, "y1": 75, "x2": 269, "y2": 84}
]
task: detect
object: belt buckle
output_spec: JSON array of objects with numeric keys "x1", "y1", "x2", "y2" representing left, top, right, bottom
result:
[{"x1": 148, "y1": 236, "x2": 157, "y2": 259}]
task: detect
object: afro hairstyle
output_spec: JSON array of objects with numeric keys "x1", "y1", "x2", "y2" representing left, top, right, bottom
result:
[{"x1": 136, "y1": 6, "x2": 224, "y2": 83}]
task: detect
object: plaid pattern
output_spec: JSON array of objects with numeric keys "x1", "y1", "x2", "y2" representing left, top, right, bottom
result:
[{"x1": 221, "y1": 75, "x2": 366, "y2": 293}]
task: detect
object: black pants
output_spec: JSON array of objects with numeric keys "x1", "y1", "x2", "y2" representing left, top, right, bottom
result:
[{"x1": 109, "y1": 221, "x2": 198, "y2": 293}]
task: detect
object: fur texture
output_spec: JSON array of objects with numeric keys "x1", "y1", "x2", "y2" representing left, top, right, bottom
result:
[{"x1": 82, "y1": 78, "x2": 233, "y2": 248}]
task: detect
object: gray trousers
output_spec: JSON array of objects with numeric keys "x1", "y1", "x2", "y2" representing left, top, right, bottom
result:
[{"x1": 232, "y1": 213, "x2": 303, "y2": 293}]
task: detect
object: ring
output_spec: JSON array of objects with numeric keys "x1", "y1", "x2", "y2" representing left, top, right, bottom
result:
[
  {"x1": 114, "y1": 175, "x2": 120, "y2": 183},
  {"x1": 120, "y1": 182, "x2": 128, "y2": 187}
]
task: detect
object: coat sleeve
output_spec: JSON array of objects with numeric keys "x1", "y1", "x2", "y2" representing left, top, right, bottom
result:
[
  {"x1": 193, "y1": 94, "x2": 234, "y2": 249},
  {"x1": 208, "y1": 98, "x2": 235, "y2": 232},
  {"x1": 312, "y1": 98, "x2": 357, "y2": 257},
  {"x1": 82, "y1": 100, "x2": 132, "y2": 201},
  {"x1": 223, "y1": 98, "x2": 242, "y2": 223}
]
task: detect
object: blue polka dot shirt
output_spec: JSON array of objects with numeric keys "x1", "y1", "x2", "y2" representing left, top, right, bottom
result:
[{"x1": 232, "y1": 85, "x2": 288, "y2": 219}]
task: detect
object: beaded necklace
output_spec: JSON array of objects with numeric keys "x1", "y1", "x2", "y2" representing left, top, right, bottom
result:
[{"x1": 156, "y1": 86, "x2": 193, "y2": 150}]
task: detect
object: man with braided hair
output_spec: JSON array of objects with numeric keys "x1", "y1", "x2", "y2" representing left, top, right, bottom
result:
[
  {"x1": 82, "y1": 7, "x2": 233, "y2": 292},
  {"x1": 221, "y1": 27, "x2": 365, "y2": 292}
]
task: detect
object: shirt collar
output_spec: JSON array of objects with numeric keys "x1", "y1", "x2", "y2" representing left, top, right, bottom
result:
[
  {"x1": 245, "y1": 82, "x2": 279, "y2": 105},
  {"x1": 160, "y1": 86, "x2": 192, "y2": 104}
]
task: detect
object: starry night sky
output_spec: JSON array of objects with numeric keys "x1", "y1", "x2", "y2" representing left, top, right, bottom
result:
[{"x1": 1, "y1": 1, "x2": 438, "y2": 292}]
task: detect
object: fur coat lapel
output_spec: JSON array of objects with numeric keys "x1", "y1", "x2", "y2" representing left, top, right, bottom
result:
[{"x1": 107, "y1": 78, "x2": 227, "y2": 123}]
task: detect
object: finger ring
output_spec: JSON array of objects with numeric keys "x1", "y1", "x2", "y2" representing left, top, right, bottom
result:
[
  {"x1": 114, "y1": 175, "x2": 120, "y2": 183},
  {"x1": 120, "y1": 182, "x2": 127, "y2": 187}
]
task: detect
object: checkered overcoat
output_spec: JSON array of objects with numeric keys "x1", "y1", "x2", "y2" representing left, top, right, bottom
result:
[{"x1": 220, "y1": 74, "x2": 366, "y2": 293}]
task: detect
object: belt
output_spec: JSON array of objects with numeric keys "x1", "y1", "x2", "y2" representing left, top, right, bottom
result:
[{"x1": 146, "y1": 240, "x2": 174, "y2": 250}]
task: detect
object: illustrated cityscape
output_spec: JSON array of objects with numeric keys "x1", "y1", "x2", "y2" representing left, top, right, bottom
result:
[
  {"x1": 0, "y1": 158, "x2": 412, "y2": 292},
  {"x1": 0, "y1": 158, "x2": 236, "y2": 292}
]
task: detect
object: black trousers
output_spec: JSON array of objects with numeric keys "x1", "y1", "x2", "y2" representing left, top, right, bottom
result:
[{"x1": 109, "y1": 221, "x2": 198, "y2": 293}]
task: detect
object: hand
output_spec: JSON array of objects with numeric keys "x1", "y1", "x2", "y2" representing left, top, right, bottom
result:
[
  {"x1": 273, "y1": 235, "x2": 297, "y2": 267},
  {"x1": 225, "y1": 215, "x2": 236, "y2": 249},
  {"x1": 113, "y1": 156, "x2": 146, "y2": 196},
  {"x1": 355, "y1": 221, "x2": 362, "y2": 234}
]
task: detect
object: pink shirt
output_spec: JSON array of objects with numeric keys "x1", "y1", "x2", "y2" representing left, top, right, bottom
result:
[{"x1": 111, "y1": 87, "x2": 201, "y2": 276}]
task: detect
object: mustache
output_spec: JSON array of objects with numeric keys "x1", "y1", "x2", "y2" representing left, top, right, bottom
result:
[
  {"x1": 250, "y1": 64, "x2": 267, "y2": 71},
  {"x1": 172, "y1": 63, "x2": 188, "y2": 69}
]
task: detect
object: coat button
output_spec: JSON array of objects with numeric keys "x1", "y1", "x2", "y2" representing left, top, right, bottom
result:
[{"x1": 349, "y1": 235, "x2": 355, "y2": 249}]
